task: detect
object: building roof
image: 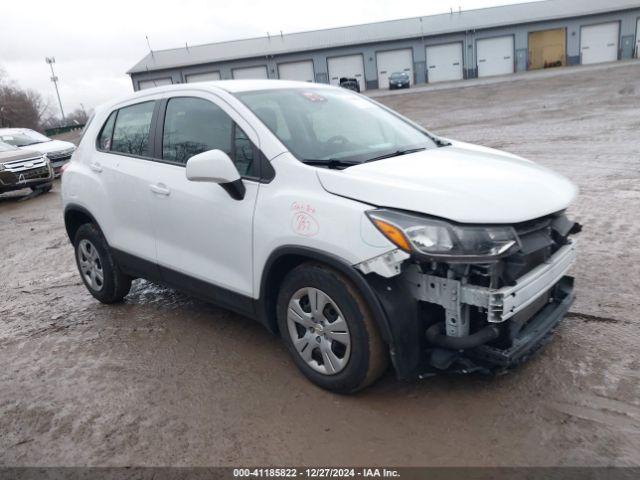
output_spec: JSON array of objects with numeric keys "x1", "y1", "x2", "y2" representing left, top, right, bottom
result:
[{"x1": 128, "y1": 0, "x2": 640, "y2": 74}]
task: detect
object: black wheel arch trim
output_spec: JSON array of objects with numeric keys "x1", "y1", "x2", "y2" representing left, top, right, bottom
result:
[
  {"x1": 63, "y1": 203, "x2": 103, "y2": 243},
  {"x1": 258, "y1": 245, "x2": 421, "y2": 381}
]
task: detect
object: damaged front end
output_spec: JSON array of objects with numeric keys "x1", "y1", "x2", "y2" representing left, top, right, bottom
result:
[{"x1": 356, "y1": 211, "x2": 581, "y2": 379}]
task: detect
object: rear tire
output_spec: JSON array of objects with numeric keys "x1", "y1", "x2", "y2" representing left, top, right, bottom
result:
[
  {"x1": 277, "y1": 263, "x2": 388, "y2": 393},
  {"x1": 74, "y1": 223, "x2": 132, "y2": 304}
]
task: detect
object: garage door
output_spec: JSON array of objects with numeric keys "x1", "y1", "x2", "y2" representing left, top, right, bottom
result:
[
  {"x1": 426, "y1": 43, "x2": 463, "y2": 83},
  {"x1": 327, "y1": 55, "x2": 366, "y2": 91},
  {"x1": 278, "y1": 61, "x2": 315, "y2": 82},
  {"x1": 477, "y1": 36, "x2": 514, "y2": 78},
  {"x1": 185, "y1": 71, "x2": 221, "y2": 83},
  {"x1": 376, "y1": 49, "x2": 413, "y2": 89},
  {"x1": 232, "y1": 66, "x2": 268, "y2": 80},
  {"x1": 528, "y1": 28, "x2": 566, "y2": 70},
  {"x1": 581, "y1": 22, "x2": 619, "y2": 65},
  {"x1": 138, "y1": 78, "x2": 172, "y2": 90}
]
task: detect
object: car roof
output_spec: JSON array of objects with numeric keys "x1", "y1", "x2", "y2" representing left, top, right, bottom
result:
[
  {"x1": 150, "y1": 79, "x2": 333, "y2": 93},
  {"x1": 210, "y1": 79, "x2": 335, "y2": 93},
  {"x1": 101, "y1": 79, "x2": 338, "y2": 112}
]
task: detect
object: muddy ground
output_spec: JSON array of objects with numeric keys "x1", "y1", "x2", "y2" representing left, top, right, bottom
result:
[{"x1": 1, "y1": 64, "x2": 639, "y2": 467}]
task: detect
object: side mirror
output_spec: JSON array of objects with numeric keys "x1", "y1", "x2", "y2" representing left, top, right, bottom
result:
[{"x1": 185, "y1": 149, "x2": 246, "y2": 200}]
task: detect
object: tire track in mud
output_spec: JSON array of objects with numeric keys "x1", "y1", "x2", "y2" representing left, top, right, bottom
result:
[{"x1": 566, "y1": 312, "x2": 629, "y2": 324}]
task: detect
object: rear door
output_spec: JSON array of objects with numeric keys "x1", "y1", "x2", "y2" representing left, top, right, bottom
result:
[
  {"x1": 92, "y1": 100, "x2": 159, "y2": 265},
  {"x1": 146, "y1": 94, "x2": 261, "y2": 302}
]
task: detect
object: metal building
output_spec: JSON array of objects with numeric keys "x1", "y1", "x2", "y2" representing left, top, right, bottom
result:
[{"x1": 128, "y1": 0, "x2": 640, "y2": 91}]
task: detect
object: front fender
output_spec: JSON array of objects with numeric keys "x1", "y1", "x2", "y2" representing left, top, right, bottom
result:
[{"x1": 258, "y1": 245, "x2": 421, "y2": 381}]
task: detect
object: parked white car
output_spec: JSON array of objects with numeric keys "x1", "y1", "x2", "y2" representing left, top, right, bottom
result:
[
  {"x1": 61, "y1": 80, "x2": 580, "y2": 393},
  {"x1": 0, "y1": 128, "x2": 75, "y2": 175}
]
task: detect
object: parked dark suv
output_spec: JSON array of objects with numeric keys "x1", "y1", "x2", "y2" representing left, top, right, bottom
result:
[{"x1": 0, "y1": 141, "x2": 53, "y2": 194}]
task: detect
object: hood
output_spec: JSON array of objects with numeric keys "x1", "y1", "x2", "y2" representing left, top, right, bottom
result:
[
  {"x1": 316, "y1": 140, "x2": 577, "y2": 224},
  {"x1": 19, "y1": 139, "x2": 75, "y2": 154},
  {"x1": 0, "y1": 148, "x2": 42, "y2": 164}
]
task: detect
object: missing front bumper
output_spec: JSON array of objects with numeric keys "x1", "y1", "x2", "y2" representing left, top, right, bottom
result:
[
  {"x1": 424, "y1": 276, "x2": 574, "y2": 373},
  {"x1": 407, "y1": 242, "x2": 577, "y2": 327},
  {"x1": 361, "y1": 241, "x2": 577, "y2": 380},
  {"x1": 468, "y1": 276, "x2": 574, "y2": 367}
]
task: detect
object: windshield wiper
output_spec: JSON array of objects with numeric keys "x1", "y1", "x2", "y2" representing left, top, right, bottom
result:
[
  {"x1": 302, "y1": 159, "x2": 359, "y2": 169},
  {"x1": 364, "y1": 147, "x2": 427, "y2": 163}
]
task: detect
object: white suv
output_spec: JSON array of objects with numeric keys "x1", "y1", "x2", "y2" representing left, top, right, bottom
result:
[{"x1": 62, "y1": 80, "x2": 580, "y2": 393}]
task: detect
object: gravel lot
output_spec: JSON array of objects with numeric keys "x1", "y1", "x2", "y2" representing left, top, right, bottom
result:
[{"x1": 1, "y1": 63, "x2": 639, "y2": 467}]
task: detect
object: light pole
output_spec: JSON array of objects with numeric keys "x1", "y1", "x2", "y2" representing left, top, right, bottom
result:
[{"x1": 45, "y1": 57, "x2": 66, "y2": 123}]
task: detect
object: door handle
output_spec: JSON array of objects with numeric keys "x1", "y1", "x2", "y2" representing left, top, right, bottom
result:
[
  {"x1": 89, "y1": 161, "x2": 103, "y2": 173},
  {"x1": 149, "y1": 183, "x2": 171, "y2": 196}
]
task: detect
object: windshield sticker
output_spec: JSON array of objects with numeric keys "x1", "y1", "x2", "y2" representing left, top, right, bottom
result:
[
  {"x1": 291, "y1": 201, "x2": 319, "y2": 237},
  {"x1": 300, "y1": 92, "x2": 327, "y2": 103}
]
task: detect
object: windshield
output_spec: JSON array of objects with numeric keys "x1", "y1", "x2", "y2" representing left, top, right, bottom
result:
[
  {"x1": 235, "y1": 88, "x2": 435, "y2": 164},
  {"x1": 0, "y1": 141, "x2": 18, "y2": 152},
  {"x1": 390, "y1": 72, "x2": 408, "y2": 79},
  {"x1": 0, "y1": 129, "x2": 51, "y2": 147}
]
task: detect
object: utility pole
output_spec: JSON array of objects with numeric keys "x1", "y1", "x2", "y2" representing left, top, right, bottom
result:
[{"x1": 45, "y1": 57, "x2": 66, "y2": 123}]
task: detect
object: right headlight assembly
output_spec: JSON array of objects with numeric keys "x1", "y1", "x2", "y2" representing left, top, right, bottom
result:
[{"x1": 367, "y1": 209, "x2": 520, "y2": 263}]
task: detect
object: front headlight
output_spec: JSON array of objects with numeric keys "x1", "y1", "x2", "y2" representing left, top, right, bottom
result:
[{"x1": 367, "y1": 209, "x2": 519, "y2": 262}]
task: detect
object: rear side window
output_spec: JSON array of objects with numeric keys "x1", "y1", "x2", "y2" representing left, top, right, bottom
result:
[
  {"x1": 111, "y1": 101, "x2": 155, "y2": 157},
  {"x1": 163, "y1": 97, "x2": 232, "y2": 165},
  {"x1": 97, "y1": 112, "x2": 116, "y2": 151}
]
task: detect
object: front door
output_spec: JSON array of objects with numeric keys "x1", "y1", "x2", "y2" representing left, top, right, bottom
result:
[{"x1": 147, "y1": 94, "x2": 260, "y2": 302}]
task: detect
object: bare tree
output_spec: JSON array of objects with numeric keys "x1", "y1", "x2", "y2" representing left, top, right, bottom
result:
[
  {"x1": 0, "y1": 66, "x2": 51, "y2": 130},
  {"x1": 66, "y1": 108, "x2": 89, "y2": 125}
]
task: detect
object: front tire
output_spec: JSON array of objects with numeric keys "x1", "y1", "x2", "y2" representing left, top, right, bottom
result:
[
  {"x1": 277, "y1": 263, "x2": 388, "y2": 393},
  {"x1": 74, "y1": 223, "x2": 132, "y2": 304}
]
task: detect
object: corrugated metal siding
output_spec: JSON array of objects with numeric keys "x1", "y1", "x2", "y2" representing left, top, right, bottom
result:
[{"x1": 128, "y1": 0, "x2": 640, "y2": 73}]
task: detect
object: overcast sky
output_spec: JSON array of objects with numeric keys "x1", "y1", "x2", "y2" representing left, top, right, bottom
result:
[{"x1": 1, "y1": 0, "x2": 540, "y2": 116}]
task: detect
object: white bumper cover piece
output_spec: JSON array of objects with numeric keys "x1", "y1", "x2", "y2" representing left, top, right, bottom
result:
[{"x1": 407, "y1": 242, "x2": 577, "y2": 324}]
